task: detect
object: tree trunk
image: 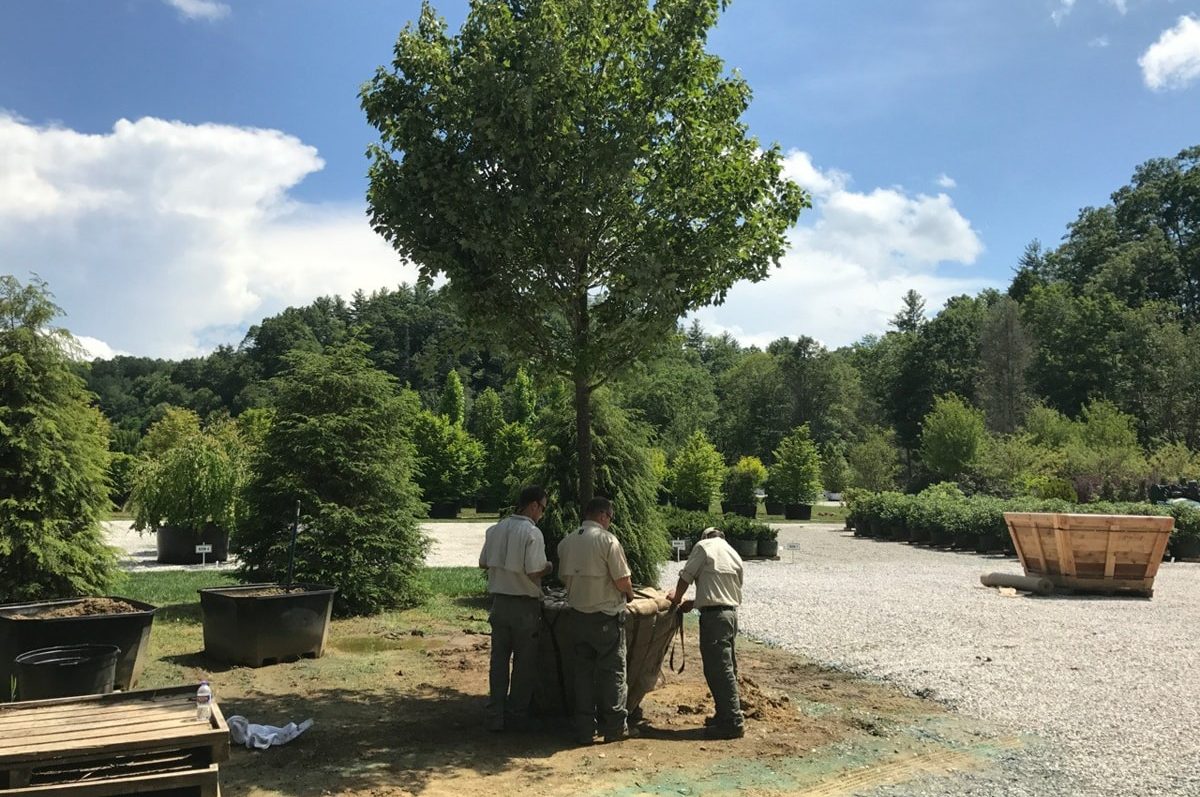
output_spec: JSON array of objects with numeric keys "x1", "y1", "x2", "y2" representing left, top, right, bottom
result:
[{"x1": 575, "y1": 372, "x2": 593, "y2": 505}]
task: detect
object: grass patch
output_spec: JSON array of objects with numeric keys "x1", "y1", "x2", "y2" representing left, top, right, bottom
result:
[
  {"x1": 419, "y1": 566, "x2": 487, "y2": 597},
  {"x1": 113, "y1": 570, "x2": 240, "y2": 608}
]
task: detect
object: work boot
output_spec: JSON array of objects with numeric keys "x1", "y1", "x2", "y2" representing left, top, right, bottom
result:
[{"x1": 703, "y1": 724, "x2": 745, "y2": 740}]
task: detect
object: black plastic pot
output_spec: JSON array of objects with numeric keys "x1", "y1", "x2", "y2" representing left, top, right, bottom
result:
[
  {"x1": 199, "y1": 583, "x2": 336, "y2": 667},
  {"x1": 0, "y1": 596, "x2": 157, "y2": 702},
  {"x1": 724, "y1": 502, "x2": 757, "y2": 518},
  {"x1": 427, "y1": 502, "x2": 461, "y2": 519},
  {"x1": 757, "y1": 538, "x2": 779, "y2": 558},
  {"x1": 14, "y1": 644, "x2": 120, "y2": 701},
  {"x1": 156, "y1": 523, "x2": 229, "y2": 564},
  {"x1": 1171, "y1": 534, "x2": 1200, "y2": 559},
  {"x1": 474, "y1": 497, "x2": 501, "y2": 514},
  {"x1": 764, "y1": 501, "x2": 784, "y2": 516},
  {"x1": 731, "y1": 538, "x2": 758, "y2": 558},
  {"x1": 784, "y1": 504, "x2": 813, "y2": 521},
  {"x1": 930, "y1": 528, "x2": 955, "y2": 547}
]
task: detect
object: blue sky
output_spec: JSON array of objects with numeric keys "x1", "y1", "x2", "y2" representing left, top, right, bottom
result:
[{"x1": 1, "y1": 0, "x2": 1198, "y2": 358}]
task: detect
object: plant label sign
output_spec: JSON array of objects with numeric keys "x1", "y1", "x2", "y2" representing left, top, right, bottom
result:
[
  {"x1": 195, "y1": 543, "x2": 213, "y2": 566},
  {"x1": 671, "y1": 539, "x2": 687, "y2": 560},
  {"x1": 784, "y1": 543, "x2": 802, "y2": 550}
]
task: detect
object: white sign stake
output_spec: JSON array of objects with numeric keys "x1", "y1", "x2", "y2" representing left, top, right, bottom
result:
[
  {"x1": 670, "y1": 539, "x2": 687, "y2": 562},
  {"x1": 195, "y1": 543, "x2": 213, "y2": 567}
]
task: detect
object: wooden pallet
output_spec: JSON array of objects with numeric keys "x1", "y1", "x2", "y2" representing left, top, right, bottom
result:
[
  {"x1": 0, "y1": 685, "x2": 228, "y2": 797},
  {"x1": 1004, "y1": 512, "x2": 1174, "y2": 597}
]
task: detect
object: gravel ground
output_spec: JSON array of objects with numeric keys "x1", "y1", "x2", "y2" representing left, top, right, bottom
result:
[
  {"x1": 111, "y1": 518, "x2": 1200, "y2": 794},
  {"x1": 687, "y1": 524, "x2": 1200, "y2": 797}
]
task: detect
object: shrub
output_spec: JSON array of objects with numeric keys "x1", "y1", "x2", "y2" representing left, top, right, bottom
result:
[
  {"x1": 0, "y1": 276, "x2": 115, "y2": 601},
  {"x1": 108, "y1": 452, "x2": 139, "y2": 510},
  {"x1": 533, "y1": 387, "x2": 668, "y2": 585},
  {"x1": 820, "y1": 443, "x2": 851, "y2": 493},
  {"x1": 667, "y1": 431, "x2": 724, "y2": 510},
  {"x1": 477, "y1": 421, "x2": 540, "y2": 510},
  {"x1": 767, "y1": 424, "x2": 823, "y2": 505},
  {"x1": 438, "y1": 370, "x2": 466, "y2": 424},
  {"x1": 847, "y1": 427, "x2": 900, "y2": 492},
  {"x1": 236, "y1": 342, "x2": 429, "y2": 615},
  {"x1": 722, "y1": 456, "x2": 767, "y2": 506}
]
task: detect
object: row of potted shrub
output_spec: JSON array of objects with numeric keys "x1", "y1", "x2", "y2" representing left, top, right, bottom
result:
[
  {"x1": 657, "y1": 506, "x2": 780, "y2": 559},
  {"x1": 846, "y1": 486, "x2": 1200, "y2": 558}
]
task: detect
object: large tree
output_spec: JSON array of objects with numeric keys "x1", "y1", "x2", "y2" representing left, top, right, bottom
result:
[
  {"x1": 0, "y1": 277, "x2": 115, "y2": 601},
  {"x1": 362, "y1": 0, "x2": 805, "y2": 502}
]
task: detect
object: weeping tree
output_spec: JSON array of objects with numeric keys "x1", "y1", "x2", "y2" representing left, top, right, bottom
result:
[
  {"x1": 362, "y1": 0, "x2": 805, "y2": 503},
  {"x1": 0, "y1": 276, "x2": 115, "y2": 601},
  {"x1": 534, "y1": 387, "x2": 668, "y2": 585},
  {"x1": 236, "y1": 342, "x2": 429, "y2": 615}
]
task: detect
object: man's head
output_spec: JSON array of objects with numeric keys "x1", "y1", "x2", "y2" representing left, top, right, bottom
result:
[
  {"x1": 701, "y1": 526, "x2": 724, "y2": 540},
  {"x1": 584, "y1": 496, "x2": 615, "y2": 529},
  {"x1": 517, "y1": 485, "x2": 548, "y2": 522}
]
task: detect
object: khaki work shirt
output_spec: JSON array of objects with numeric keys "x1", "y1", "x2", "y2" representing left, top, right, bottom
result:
[
  {"x1": 680, "y1": 537, "x2": 744, "y2": 609},
  {"x1": 557, "y1": 521, "x2": 631, "y2": 615},
  {"x1": 478, "y1": 513, "x2": 548, "y2": 598}
]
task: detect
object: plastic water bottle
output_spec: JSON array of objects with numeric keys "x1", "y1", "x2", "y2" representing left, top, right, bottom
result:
[{"x1": 196, "y1": 680, "x2": 213, "y2": 722}]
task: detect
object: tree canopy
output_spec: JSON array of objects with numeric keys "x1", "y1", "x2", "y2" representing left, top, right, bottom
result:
[{"x1": 361, "y1": 0, "x2": 805, "y2": 502}]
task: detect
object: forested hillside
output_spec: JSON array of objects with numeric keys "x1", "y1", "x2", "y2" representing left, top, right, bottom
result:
[{"x1": 79, "y1": 145, "x2": 1200, "y2": 505}]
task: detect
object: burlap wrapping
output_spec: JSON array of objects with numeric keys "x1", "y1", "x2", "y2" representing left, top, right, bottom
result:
[{"x1": 534, "y1": 586, "x2": 682, "y2": 716}]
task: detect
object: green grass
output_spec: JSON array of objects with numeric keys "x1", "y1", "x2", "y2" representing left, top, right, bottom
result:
[
  {"x1": 112, "y1": 570, "x2": 240, "y2": 608},
  {"x1": 418, "y1": 566, "x2": 487, "y2": 597}
]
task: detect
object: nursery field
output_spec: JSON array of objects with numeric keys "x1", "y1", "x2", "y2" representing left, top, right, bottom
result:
[{"x1": 119, "y1": 566, "x2": 1016, "y2": 797}]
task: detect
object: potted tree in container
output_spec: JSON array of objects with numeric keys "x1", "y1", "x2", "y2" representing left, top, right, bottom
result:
[
  {"x1": 0, "y1": 275, "x2": 156, "y2": 700},
  {"x1": 768, "y1": 425, "x2": 824, "y2": 520},
  {"x1": 667, "y1": 431, "x2": 724, "y2": 512},
  {"x1": 217, "y1": 344, "x2": 427, "y2": 666},
  {"x1": 412, "y1": 409, "x2": 484, "y2": 518},
  {"x1": 130, "y1": 420, "x2": 244, "y2": 565},
  {"x1": 722, "y1": 456, "x2": 766, "y2": 518}
]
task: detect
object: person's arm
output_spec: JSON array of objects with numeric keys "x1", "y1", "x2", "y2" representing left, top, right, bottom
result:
[
  {"x1": 667, "y1": 575, "x2": 691, "y2": 607},
  {"x1": 525, "y1": 527, "x2": 551, "y2": 581},
  {"x1": 613, "y1": 575, "x2": 635, "y2": 602}
]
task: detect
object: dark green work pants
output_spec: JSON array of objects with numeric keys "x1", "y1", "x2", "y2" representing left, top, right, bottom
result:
[
  {"x1": 699, "y1": 606, "x2": 743, "y2": 730},
  {"x1": 569, "y1": 608, "x2": 627, "y2": 741},
  {"x1": 487, "y1": 593, "x2": 541, "y2": 730}
]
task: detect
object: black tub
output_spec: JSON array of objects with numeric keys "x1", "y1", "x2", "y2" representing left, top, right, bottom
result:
[
  {"x1": 0, "y1": 596, "x2": 157, "y2": 702},
  {"x1": 199, "y1": 583, "x2": 336, "y2": 667},
  {"x1": 14, "y1": 643, "x2": 121, "y2": 701}
]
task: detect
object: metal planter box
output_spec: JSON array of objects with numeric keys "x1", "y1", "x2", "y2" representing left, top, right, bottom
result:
[
  {"x1": 0, "y1": 597, "x2": 157, "y2": 702},
  {"x1": 198, "y1": 583, "x2": 336, "y2": 667},
  {"x1": 1003, "y1": 512, "x2": 1174, "y2": 597}
]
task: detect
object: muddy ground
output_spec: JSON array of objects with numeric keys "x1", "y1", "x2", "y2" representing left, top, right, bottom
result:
[{"x1": 139, "y1": 596, "x2": 1022, "y2": 797}]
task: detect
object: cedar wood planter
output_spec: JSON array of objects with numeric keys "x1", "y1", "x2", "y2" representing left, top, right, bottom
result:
[
  {"x1": 1003, "y1": 512, "x2": 1174, "y2": 597},
  {"x1": 0, "y1": 596, "x2": 157, "y2": 702},
  {"x1": 198, "y1": 583, "x2": 336, "y2": 667}
]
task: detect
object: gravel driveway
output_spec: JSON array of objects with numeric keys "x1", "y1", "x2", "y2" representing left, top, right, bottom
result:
[{"x1": 681, "y1": 524, "x2": 1200, "y2": 797}]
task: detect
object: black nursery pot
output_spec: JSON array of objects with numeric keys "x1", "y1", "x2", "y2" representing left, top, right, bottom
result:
[
  {"x1": 14, "y1": 643, "x2": 121, "y2": 701},
  {"x1": 156, "y1": 523, "x2": 229, "y2": 564},
  {"x1": 198, "y1": 583, "x2": 336, "y2": 667},
  {"x1": 0, "y1": 597, "x2": 157, "y2": 702},
  {"x1": 784, "y1": 504, "x2": 813, "y2": 521}
]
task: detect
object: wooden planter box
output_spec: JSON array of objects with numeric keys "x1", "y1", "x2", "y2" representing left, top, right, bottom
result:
[{"x1": 1003, "y1": 512, "x2": 1174, "y2": 597}]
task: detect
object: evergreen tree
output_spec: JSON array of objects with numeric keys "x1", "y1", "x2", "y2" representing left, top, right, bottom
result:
[
  {"x1": 0, "y1": 276, "x2": 115, "y2": 601},
  {"x1": 438, "y1": 370, "x2": 466, "y2": 425},
  {"x1": 236, "y1": 342, "x2": 429, "y2": 615}
]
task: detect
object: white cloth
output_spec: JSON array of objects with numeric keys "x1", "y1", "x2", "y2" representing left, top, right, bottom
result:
[{"x1": 227, "y1": 715, "x2": 314, "y2": 749}]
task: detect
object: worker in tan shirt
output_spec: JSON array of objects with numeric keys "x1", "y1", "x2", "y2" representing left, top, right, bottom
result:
[
  {"x1": 557, "y1": 496, "x2": 634, "y2": 745},
  {"x1": 478, "y1": 485, "x2": 553, "y2": 732},
  {"x1": 668, "y1": 526, "x2": 745, "y2": 739}
]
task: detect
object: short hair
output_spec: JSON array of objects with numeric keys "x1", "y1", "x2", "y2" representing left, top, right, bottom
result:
[
  {"x1": 701, "y1": 527, "x2": 724, "y2": 539},
  {"x1": 584, "y1": 496, "x2": 614, "y2": 518},
  {"x1": 517, "y1": 485, "x2": 547, "y2": 510}
]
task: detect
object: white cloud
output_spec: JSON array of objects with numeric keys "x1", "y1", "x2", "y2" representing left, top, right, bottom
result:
[
  {"x1": 1052, "y1": 0, "x2": 1077, "y2": 26},
  {"x1": 0, "y1": 115, "x2": 417, "y2": 359},
  {"x1": 689, "y1": 151, "x2": 989, "y2": 349},
  {"x1": 1107, "y1": 0, "x2": 1128, "y2": 14},
  {"x1": 164, "y1": 0, "x2": 230, "y2": 21},
  {"x1": 1090, "y1": 36, "x2": 1111, "y2": 48},
  {"x1": 1140, "y1": 16, "x2": 1200, "y2": 91},
  {"x1": 936, "y1": 173, "x2": 957, "y2": 189}
]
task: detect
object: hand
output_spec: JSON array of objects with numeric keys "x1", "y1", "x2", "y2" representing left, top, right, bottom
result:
[
  {"x1": 666, "y1": 589, "x2": 676, "y2": 602},
  {"x1": 679, "y1": 598, "x2": 695, "y2": 613}
]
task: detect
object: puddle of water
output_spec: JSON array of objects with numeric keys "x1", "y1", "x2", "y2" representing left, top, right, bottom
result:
[{"x1": 332, "y1": 635, "x2": 445, "y2": 653}]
